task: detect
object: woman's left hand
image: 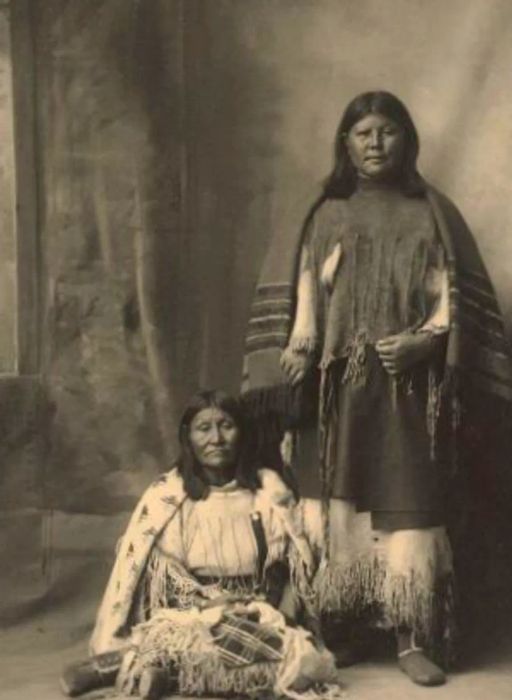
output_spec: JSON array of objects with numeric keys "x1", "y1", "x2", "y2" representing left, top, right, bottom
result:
[
  {"x1": 280, "y1": 346, "x2": 315, "y2": 386},
  {"x1": 375, "y1": 332, "x2": 435, "y2": 376}
]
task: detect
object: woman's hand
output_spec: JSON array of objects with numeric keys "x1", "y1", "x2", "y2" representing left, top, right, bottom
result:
[
  {"x1": 375, "y1": 332, "x2": 435, "y2": 376},
  {"x1": 280, "y1": 346, "x2": 314, "y2": 386}
]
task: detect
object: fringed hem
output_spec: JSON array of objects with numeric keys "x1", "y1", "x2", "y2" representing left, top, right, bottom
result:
[
  {"x1": 178, "y1": 655, "x2": 277, "y2": 697},
  {"x1": 116, "y1": 612, "x2": 345, "y2": 699},
  {"x1": 121, "y1": 650, "x2": 277, "y2": 698},
  {"x1": 311, "y1": 558, "x2": 456, "y2": 648},
  {"x1": 117, "y1": 617, "x2": 213, "y2": 694},
  {"x1": 314, "y1": 556, "x2": 383, "y2": 614},
  {"x1": 384, "y1": 572, "x2": 453, "y2": 642},
  {"x1": 117, "y1": 616, "x2": 278, "y2": 696}
]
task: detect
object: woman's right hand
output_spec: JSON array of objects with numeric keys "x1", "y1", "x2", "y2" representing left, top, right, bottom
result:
[{"x1": 280, "y1": 346, "x2": 313, "y2": 386}]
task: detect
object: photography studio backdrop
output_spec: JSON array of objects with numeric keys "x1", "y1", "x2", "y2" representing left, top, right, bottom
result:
[{"x1": 1, "y1": 1, "x2": 512, "y2": 690}]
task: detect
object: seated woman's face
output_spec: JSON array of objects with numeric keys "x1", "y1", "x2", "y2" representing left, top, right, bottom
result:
[
  {"x1": 345, "y1": 113, "x2": 405, "y2": 181},
  {"x1": 189, "y1": 407, "x2": 240, "y2": 472}
]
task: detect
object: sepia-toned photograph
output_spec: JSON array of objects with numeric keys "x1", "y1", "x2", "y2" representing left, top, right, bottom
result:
[{"x1": 1, "y1": 1, "x2": 512, "y2": 699}]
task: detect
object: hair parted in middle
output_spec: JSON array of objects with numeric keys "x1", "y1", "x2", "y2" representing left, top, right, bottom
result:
[
  {"x1": 323, "y1": 90, "x2": 425, "y2": 199},
  {"x1": 176, "y1": 389, "x2": 261, "y2": 500}
]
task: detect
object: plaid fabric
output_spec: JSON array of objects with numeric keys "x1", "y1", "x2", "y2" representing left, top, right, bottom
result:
[{"x1": 211, "y1": 613, "x2": 284, "y2": 668}]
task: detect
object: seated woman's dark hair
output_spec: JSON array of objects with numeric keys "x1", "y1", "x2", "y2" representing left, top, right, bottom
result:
[
  {"x1": 322, "y1": 90, "x2": 425, "y2": 199},
  {"x1": 176, "y1": 389, "x2": 261, "y2": 500}
]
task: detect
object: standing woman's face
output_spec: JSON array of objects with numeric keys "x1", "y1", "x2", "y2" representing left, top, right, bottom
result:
[
  {"x1": 345, "y1": 113, "x2": 405, "y2": 181},
  {"x1": 189, "y1": 407, "x2": 240, "y2": 473}
]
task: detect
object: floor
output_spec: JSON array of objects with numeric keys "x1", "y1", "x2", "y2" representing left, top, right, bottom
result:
[
  {"x1": 2, "y1": 512, "x2": 512, "y2": 699},
  {"x1": 1, "y1": 610, "x2": 512, "y2": 700}
]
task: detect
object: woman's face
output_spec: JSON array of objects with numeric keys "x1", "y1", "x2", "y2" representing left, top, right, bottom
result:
[
  {"x1": 189, "y1": 407, "x2": 240, "y2": 472},
  {"x1": 345, "y1": 113, "x2": 405, "y2": 181}
]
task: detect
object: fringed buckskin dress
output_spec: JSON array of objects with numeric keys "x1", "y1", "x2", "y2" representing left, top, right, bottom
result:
[
  {"x1": 90, "y1": 468, "x2": 345, "y2": 699},
  {"x1": 275, "y1": 180, "x2": 456, "y2": 652}
]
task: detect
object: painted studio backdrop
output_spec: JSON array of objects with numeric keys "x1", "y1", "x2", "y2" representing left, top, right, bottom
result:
[{"x1": 2, "y1": 0, "x2": 512, "y2": 688}]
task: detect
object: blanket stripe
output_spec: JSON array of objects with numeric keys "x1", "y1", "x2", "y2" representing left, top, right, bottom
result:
[{"x1": 241, "y1": 184, "x2": 512, "y2": 461}]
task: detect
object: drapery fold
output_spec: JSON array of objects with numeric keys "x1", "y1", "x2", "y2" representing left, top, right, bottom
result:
[{"x1": 1, "y1": 6, "x2": 512, "y2": 694}]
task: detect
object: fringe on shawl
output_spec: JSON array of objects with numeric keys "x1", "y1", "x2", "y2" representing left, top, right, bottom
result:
[
  {"x1": 426, "y1": 335, "x2": 453, "y2": 464},
  {"x1": 318, "y1": 363, "x2": 338, "y2": 564},
  {"x1": 136, "y1": 551, "x2": 224, "y2": 620},
  {"x1": 427, "y1": 365, "x2": 443, "y2": 460},
  {"x1": 341, "y1": 331, "x2": 369, "y2": 385},
  {"x1": 264, "y1": 533, "x2": 289, "y2": 583},
  {"x1": 288, "y1": 545, "x2": 318, "y2": 615},
  {"x1": 136, "y1": 533, "x2": 290, "y2": 628},
  {"x1": 433, "y1": 365, "x2": 463, "y2": 475},
  {"x1": 445, "y1": 370, "x2": 462, "y2": 476}
]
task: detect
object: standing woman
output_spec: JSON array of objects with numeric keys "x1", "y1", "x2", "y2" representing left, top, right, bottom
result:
[{"x1": 242, "y1": 91, "x2": 512, "y2": 686}]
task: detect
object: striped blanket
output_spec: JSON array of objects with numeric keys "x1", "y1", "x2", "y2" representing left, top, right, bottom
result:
[
  {"x1": 427, "y1": 187, "x2": 512, "y2": 401},
  {"x1": 241, "y1": 184, "x2": 512, "y2": 464}
]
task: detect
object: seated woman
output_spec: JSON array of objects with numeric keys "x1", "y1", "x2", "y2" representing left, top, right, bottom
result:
[{"x1": 60, "y1": 390, "x2": 343, "y2": 699}]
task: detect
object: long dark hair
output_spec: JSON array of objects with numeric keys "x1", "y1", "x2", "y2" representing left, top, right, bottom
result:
[
  {"x1": 176, "y1": 389, "x2": 260, "y2": 500},
  {"x1": 322, "y1": 90, "x2": 425, "y2": 199}
]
